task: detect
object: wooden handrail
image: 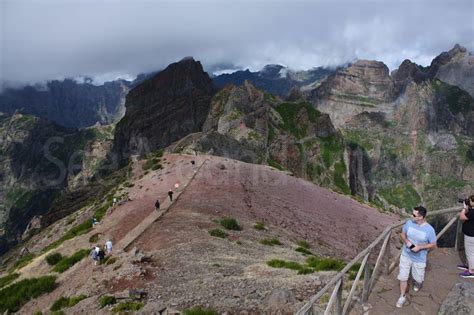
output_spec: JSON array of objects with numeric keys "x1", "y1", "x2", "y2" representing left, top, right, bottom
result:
[{"x1": 296, "y1": 206, "x2": 461, "y2": 315}]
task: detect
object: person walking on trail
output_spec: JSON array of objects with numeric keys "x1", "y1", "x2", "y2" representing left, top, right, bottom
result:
[
  {"x1": 168, "y1": 189, "x2": 174, "y2": 202},
  {"x1": 458, "y1": 195, "x2": 474, "y2": 278},
  {"x1": 105, "y1": 239, "x2": 113, "y2": 255},
  {"x1": 396, "y1": 206, "x2": 437, "y2": 308},
  {"x1": 155, "y1": 199, "x2": 160, "y2": 211},
  {"x1": 91, "y1": 246, "x2": 100, "y2": 265}
]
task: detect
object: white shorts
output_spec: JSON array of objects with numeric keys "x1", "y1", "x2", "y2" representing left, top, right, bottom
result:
[{"x1": 397, "y1": 253, "x2": 426, "y2": 283}]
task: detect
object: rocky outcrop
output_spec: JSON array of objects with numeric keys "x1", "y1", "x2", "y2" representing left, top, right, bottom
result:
[
  {"x1": 439, "y1": 282, "x2": 474, "y2": 315},
  {"x1": 113, "y1": 57, "x2": 216, "y2": 165},
  {"x1": 311, "y1": 60, "x2": 403, "y2": 127}
]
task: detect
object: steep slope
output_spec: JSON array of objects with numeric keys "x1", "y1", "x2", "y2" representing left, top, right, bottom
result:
[
  {"x1": 0, "y1": 113, "x2": 115, "y2": 254},
  {"x1": 5, "y1": 153, "x2": 397, "y2": 314},
  {"x1": 113, "y1": 58, "x2": 216, "y2": 166}
]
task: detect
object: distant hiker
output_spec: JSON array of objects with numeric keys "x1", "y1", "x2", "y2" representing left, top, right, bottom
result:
[
  {"x1": 155, "y1": 199, "x2": 160, "y2": 210},
  {"x1": 396, "y1": 206, "x2": 437, "y2": 308},
  {"x1": 105, "y1": 239, "x2": 113, "y2": 255},
  {"x1": 90, "y1": 247, "x2": 99, "y2": 265},
  {"x1": 98, "y1": 248, "x2": 105, "y2": 262},
  {"x1": 168, "y1": 189, "x2": 174, "y2": 202},
  {"x1": 92, "y1": 217, "x2": 98, "y2": 228},
  {"x1": 113, "y1": 197, "x2": 117, "y2": 207},
  {"x1": 458, "y1": 195, "x2": 474, "y2": 278},
  {"x1": 191, "y1": 160, "x2": 195, "y2": 166}
]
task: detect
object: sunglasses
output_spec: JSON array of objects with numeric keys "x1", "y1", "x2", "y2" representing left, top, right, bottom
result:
[{"x1": 412, "y1": 213, "x2": 420, "y2": 218}]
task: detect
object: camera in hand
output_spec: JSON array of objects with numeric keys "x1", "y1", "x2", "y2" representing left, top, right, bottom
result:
[
  {"x1": 459, "y1": 198, "x2": 469, "y2": 204},
  {"x1": 409, "y1": 244, "x2": 415, "y2": 250}
]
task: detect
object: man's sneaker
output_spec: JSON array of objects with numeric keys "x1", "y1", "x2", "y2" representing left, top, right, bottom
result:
[
  {"x1": 460, "y1": 271, "x2": 474, "y2": 278},
  {"x1": 457, "y1": 264, "x2": 469, "y2": 271},
  {"x1": 413, "y1": 281, "x2": 422, "y2": 292},
  {"x1": 396, "y1": 295, "x2": 407, "y2": 308}
]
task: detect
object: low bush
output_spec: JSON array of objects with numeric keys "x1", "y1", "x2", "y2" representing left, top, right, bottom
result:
[
  {"x1": 89, "y1": 233, "x2": 101, "y2": 243},
  {"x1": 306, "y1": 256, "x2": 345, "y2": 271},
  {"x1": 45, "y1": 253, "x2": 63, "y2": 266},
  {"x1": 50, "y1": 294, "x2": 87, "y2": 311},
  {"x1": 0, "y1": 276, "x2": 57, "y2": 313},
  {"x1": 99, "y1": 295, "x2": 117, "y2": 308},
  {"x1": 209, "y1": 229, "x2": 228, "y2": 238},
  {"x1": 297, "y1": 240, "x2": 311, "y2": 249},
  {"x1": 253, "y1": 221, "x2": 265, "y2": 230},
  {"x1": 53, "y1": 249, "x2": 89, "y2": 273},
  {"x1": 295, "y1": 247, "x2": 313, "y2": 255},
  {"x1": 219, "y1": 218, "x2": 242, "y2": 231}
]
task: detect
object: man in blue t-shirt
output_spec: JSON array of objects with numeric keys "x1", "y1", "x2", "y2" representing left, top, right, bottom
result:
[{"x1": 396, "y1": 206, "x2": 437, "y2": 308}]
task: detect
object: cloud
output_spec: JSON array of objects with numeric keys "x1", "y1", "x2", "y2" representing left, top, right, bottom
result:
[{"x1": 1, "y1": 0, "x2": 473, "y2": 86}]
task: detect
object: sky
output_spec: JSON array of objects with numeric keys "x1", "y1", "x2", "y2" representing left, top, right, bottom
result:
[{"x1": 1, "y1": 0, "x2": 473, "y2": 86}]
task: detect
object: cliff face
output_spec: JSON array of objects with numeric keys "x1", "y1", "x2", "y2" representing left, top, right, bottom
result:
[
  {"x1": 113, "y1": 58, "x2": 216, "y2": 165},
  {"x1": 0, "y1": 113, "x2": 114, "y2": 254},
  {"x1": 0, "y1": 79, "x2": 130, "y2": 128},
  {"x1": 320, "y1": 46, "x2": 474, "y2": 211}
]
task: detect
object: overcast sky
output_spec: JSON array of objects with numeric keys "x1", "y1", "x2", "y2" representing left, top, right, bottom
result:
[{"x1": 1, "y1": 0, "x2": 473, "y2": 86}]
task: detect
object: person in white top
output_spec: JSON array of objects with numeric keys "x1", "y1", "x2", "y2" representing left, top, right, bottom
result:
[{"x1": 105, "y1": 240, "x2": 113, "y2": 255}]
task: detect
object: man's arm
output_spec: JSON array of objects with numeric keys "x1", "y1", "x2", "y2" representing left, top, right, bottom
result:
[
  {"x1": 460, "y1": 208, "x2": 468, "y2": 221},
  {"x1": 400, "y1": 231, "x2": 412, "y2": 247}
]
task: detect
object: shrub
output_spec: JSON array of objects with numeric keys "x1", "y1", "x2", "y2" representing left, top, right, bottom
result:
[
  {"x1": 50, "y1": 294, "x2": 86, "y2": 311},
  {"x1": 99, "y1": 295, "x2": 117, "y2": 308},
  {"x1": 253, "y1": 222, "x2": 265, "y2": 230},
  {"x1": 267, "y1": 259, "x2": 287, "y2": 268},
  {"x1": 295, "y1": 247, "x2": 313, "y2": 255},
  {"x1": 45, "y1": 253, "x2": 63, "y2": 266},
  {"x1": 53, "y1": 249, "x2": 89, "y2": 273},
  {"x1": 89, "y1": 233, "x2": 101, "y2": 243},
  {"x1": 0, "y1": 276, "x2": 57, "y2": 313},
  {"x1": 112, "y1": 301, "x2": 143, "y2": 312},
  {"x1": 267, "y1": 259, "x2": 305, "y2": 272},
  {"x1": 260, "y1": 238, "x2": 282, "y2": 246},
  {"x1": 306, "y1": 256, "x2": 345, "y2": 271},
  {"x1": 298, "y1": 267, "x2": 315, "y2": 275},
  {"x1": 183, "y1": 306, "x2": 218, "y2": 315},
  {"x1": 209, "y1": 229, "x2": 228, "y2": 238},
  {"x1": 106, "y1": 257, "x2": 117, "y2": 265},
  {"x1": 219, "y1": 218, "x2": 242, "y2": 231}
]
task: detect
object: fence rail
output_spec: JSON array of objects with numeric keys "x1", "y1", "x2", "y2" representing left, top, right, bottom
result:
[{"x1": 296, "y1": 206, "x2": 461, "y2": 315}]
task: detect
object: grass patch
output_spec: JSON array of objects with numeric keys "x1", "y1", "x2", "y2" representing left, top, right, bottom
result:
[
  {"x1": 99, "y1": 295, "x2": 117, "y2": 308},
  {"x1": 267, "y1": 159, "x2": 285, "y2": 171},
  {"x1": 334, "y1": 161, "x2": 350, "y2": 194},
  {"x1": 10, "y1": 253, "x2": 36, "y2": 272},
  {"x1": 253, "y1": 221, "x2": 265, "y2": 230},
  {"x1": 306, "y1": 256, "x2": 345, "y2": 271},
  {"x1": 45, "y1": 253, "x2": 63, "y2": 266},
  {"x1": 0, "y1": 276, "x2": 57, "y2": 313},
  {"x1": 0, "y1": 273, "x2": 19, "y2": 289},
  {"x1": 260, "y1": 238, "x2": 282, "y2": 246},
  {"x1": 379, "y1": 183, "x2": 421, "y2": 210},
  {"x1": 295, "y1": 247, "x2": 313, "y2": 255},
  {"x1": 219, "y1": 218, "x2": 242, "y2": 231},
  {"x1": 267, "y1": 259, "x2": 306, "y2": 271},
  {"x1": 42, "y1": 220, "x2": 93, "y2": 253},
  {"x1": 52, "y1": 249, "x2": 89, "y2": 273},
  {"x1": 50, "y1": 294, "x2": 87, "y2": 311},
  {"x1": 89, "y1": 233, "x2": 100, "y2": 243},
  {"x1": 106, "y1": 257, "x2": 117, "y2": 265},
  {"x1": 112, "y1": 301, "x2": 143, "y2": 313},
  {"x1": 183, "y1": 306, "x2": 218, "y2": 315},
  {"x1": 209, "y1": 229, "x2": 228, "y2": 238},
  {"x1": 275, "y1": 102, "x2": 321, "y2": 139}
]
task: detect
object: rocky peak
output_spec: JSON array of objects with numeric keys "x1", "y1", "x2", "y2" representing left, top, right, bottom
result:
[
  {"x1": 392, "y1": 59, "x2": 429, "y2": 83},
  {"x1": 430, "y1": 44, "x2": 467, "y2": 71},
  {"x1": 345, "y1": 60, "x2": 390, "y2": 79},
  {"x1": 113, "y1": 58, "x2": 216, "y2": 165}
]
